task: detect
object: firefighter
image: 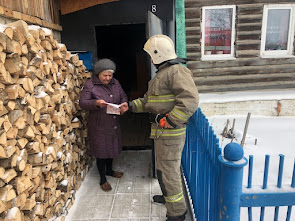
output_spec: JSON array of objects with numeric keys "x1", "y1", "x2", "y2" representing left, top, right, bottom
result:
[{"x1": 128, "y1": 34, "x2": 199, "y2": 220}]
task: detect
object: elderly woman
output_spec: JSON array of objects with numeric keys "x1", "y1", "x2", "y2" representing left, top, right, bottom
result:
[{"x1": 79, "y1": 58, "x2": 129, "y2": 191}]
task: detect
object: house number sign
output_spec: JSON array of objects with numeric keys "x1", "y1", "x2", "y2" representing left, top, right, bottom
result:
[
  {"x1": 147, "y1": 0, "x2": 173, "y2": 20},
  {"x1": 151, "y1": 4, "x2": 157, "y2": 12}
]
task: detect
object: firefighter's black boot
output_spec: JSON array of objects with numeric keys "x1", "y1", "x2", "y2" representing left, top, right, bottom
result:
[
  {"x1": 152, "y1": 195, "x2": 165, "y2": 204},
  {"x1": 166, "y1": 211, "x2": 187, "y2": 221}
]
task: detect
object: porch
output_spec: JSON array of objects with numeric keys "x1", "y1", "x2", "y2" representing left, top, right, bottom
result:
[{"x1": 65, "y1": 150, "x2": 193, "y2": 221}]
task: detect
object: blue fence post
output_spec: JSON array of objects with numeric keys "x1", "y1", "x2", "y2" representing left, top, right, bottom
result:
[{"x1": 218, "y1": 143, "x2": 248, "y2": 221}]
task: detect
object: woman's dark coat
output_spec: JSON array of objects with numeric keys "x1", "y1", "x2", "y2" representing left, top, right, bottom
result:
[{"x1": 79, "y1": 75, "x2": 128, "y2": 158}]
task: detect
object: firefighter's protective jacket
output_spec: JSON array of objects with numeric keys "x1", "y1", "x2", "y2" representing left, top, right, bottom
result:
[{"x1": 132, "y1": 62, "x2": 199, "y2": 139}]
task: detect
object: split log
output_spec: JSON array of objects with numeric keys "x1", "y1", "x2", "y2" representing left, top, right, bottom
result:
[
  {"x1": 22, "y1": 193, "x2": 36, "y2": 210},
  {"x1": 0, "y1": 29, "x2": 8, "y2": 50},
  {"x1": 11, "y1": 192, "x2": 27, "y2": 209},
  {"x1": 0, "y1": 184, "x2": 16, "y2": 202},
  {"x1": 5, "y1": 206, "x2": 22, "y2": 220},
  {"x1": 0, "y1": 62, "x2": 13, "y2": 85},
  {"x1": 4, "y1": 53, "x2": 21, "y2": 74},
  {"x1": 1, "y1": 168, "x2": 17, "y2": 183},
  {"x1": 17, "y1": 77, "x2": 34, "y2": 93},
  {"x1": 17, "y1": 138, "x2": 28, "y2": 149}
]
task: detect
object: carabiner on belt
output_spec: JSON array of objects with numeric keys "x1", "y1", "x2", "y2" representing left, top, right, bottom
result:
[{"x1": 155, "y1": 114, "x2": 164, "y2": 139}]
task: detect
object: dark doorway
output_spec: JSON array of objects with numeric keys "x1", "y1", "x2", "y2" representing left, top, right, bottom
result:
[
  {"x1": 95, "y1": 24, "x2": 152, "y2": 149},
  {"x1": 95, "y1": 24, "x2": 149, "y2": 100}
]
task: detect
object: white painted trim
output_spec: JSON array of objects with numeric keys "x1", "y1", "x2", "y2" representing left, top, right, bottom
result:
[
  {"x1": 260, "y1": 4, "x2": 295, "y2": 58},
  {"x1": 201, "y1": 5, "x2": 236, "y2": 60}
]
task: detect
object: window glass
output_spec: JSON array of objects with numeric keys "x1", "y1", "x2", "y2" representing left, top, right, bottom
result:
[
  {"x1": 265, "y1": 9, "x2": 290, "y2": 51},
  {"x1": 204, "y1": 8, "x2": 233, "y2": 55}
]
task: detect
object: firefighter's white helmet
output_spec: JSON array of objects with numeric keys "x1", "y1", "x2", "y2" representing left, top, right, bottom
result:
[{"x1": 144, "y1": 34, "x2": 177, "y2": 64}]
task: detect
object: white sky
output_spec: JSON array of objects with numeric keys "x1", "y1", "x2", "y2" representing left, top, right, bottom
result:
[{"x1": 201, "y1": 90, "x2": 295, "y2": 220}]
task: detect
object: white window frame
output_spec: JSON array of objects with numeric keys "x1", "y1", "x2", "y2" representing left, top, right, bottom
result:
[
  {"x1": 201, "y1": 5, "x2": 236, "y2": 61},
  {"x1": 260, "y1": 4, "x2": 295, "y2": 58}
]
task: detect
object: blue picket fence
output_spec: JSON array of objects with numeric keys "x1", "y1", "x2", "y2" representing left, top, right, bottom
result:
[{"x1": 181, "y1": 108, "x2": 295, "y2": 221}]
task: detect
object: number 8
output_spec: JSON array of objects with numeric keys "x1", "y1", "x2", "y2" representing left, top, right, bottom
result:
[{"x1": 152, "y1": 4, "x2": 156, "y2": 12}]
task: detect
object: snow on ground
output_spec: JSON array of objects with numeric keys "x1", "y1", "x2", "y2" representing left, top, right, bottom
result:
[
  {"x1": 199, "y1": 89, "x2": 295, "y2": 104},
  {"x1": 199, "y1": 90, "x2": 295, "y2": 220}
]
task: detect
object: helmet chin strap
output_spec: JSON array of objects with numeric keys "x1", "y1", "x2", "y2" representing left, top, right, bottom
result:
[{"x1": 154, "y1": 57, "x2": 189, "y2": 69}]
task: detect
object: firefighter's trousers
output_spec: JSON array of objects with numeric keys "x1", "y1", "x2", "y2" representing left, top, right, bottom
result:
[{"x1": 154, "y1": 136, "x2": 187, "y2": 217}]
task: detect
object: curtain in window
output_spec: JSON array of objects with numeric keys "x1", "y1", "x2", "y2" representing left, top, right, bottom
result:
[
  {"x1": 204, "y1": 8, "x2": 233, "y2": 55},
  {"x1": 265, "y1": 9, "x2": 290, "y2": 50}
]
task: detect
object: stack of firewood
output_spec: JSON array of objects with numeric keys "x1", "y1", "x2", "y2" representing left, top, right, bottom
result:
[{"x1": 0, "y1": 20, "x2": 91, "y2": 220}]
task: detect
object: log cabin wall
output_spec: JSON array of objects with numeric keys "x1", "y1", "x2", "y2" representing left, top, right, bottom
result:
[
  {"x1": 0, "y1": 0, "x2": 60, "y2": 24},
  {"x1": 185, "y1": 0, "x2": 295, "y2": 93},
  {"x1": 0, "y1": 0, "x2": 62, "y2": 38}
]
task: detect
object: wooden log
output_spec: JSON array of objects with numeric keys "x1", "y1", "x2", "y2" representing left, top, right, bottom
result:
[
  {"x1": 17, "y1": 138, "x2": 28, "y2": 149},
  {"x1": 0, "y1": 198, "x2": 5, "y2": 213},
  {"x1": 13, "y1": 117, "x2": 26, "y2": 130},
  {"x1": 26, "y1": 141, "x2": 41, "y2": 154},
  {"x1": 21, "y1": 43, "x2": 28, "y2": 55},
  {"x1": 18, "y1": 125, "x2": 35, "y2": 139},
  {"x1": 7, "y1": 20, "x2": 29, "y2": 39},
  {"x1": 31, "y1": 167, "x2": 41, "y2": 179},
  {"x1": 30, "y1": 54, "x2": 42, "y2": 67},
  {"x1": 8, "y1": 110, "x2": 23, "y2": 124},
  {"x1": 0, "y1": 184, "x2": 16, "y2": 202},
  {"x1": 0, "y1": 145, "x2": 5, "y2": 158},
  {"x1": 17, "y1": 77, "x2": 34, "y2": 93},
  {"x1": 0, "y1": 167, "x2": 4, "y2": 178},
  {"x1": 11, "y1": 27, "x2": 26, "y2": 46},
  {"x1": 6, "y1": 101, "x2": 16, "y2": 111},
  {"x1": 1, "y1": 168, "x2": 17, "y2": 183},
  {"x1": 16, "y1": 149, "x2": 28, "y2": 171},
  {"x1": 22, "y1": 193, "x2": 36, "y2": 210},
  {"x1": 53, "y1": 49, "x2": 63, "y2": 60},
  {"x1": 11, "y1": 192, "x2": 27, "y2": 209},
  {"x1": 1, "y1": 154, "x2": 17, "y2": 170},
  {"x1": 6, "y1": 127, "x2": 18, "y2": 139},
  {"x1": 0, "y1": 62, "x2": 13, "y2": 84},
  {"x1": 70, "y1": 54, "x2": 80, "y2": 66},
  {"x1": 11, "y1": 175, "x2": 32, "y2": 195},
  {"x1": 5, "y1": 206, "x2": 21, "y2": 220},
  {"x1": 6, "y1": 38, "x2": 22, "y2": 55},
  {"x1": 27, "y1": 152, "x2": 44, "y2": 165},
  {"x1": 33, "y1": 202, "x2": 44, "y2": 216},
  {"x1": 0, "y1": 131, "x2": 7, "y2": 148},
  {"x1": 0, "y1": 29, "x2": 8, "y2": 50},
  {"x1": 4, "y1": 52, "x2": 21, "y2": 74},
  {"x1": 40, "y1": 40, "x2": 52, "y2": 51},
  {"x1": 28, "y1": 26, "x2": 40, "y2": 41},
  {"x1": 1, "y1": 26, "x2": 13, "y2": 40},
  {"x1": 0, "y1": 51, "x2": 6, "y2": 63}
]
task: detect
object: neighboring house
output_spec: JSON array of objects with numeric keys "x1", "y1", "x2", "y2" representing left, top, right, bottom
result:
[{"x1": 185, "y1": 0, "x2": 295, "y2": 93}]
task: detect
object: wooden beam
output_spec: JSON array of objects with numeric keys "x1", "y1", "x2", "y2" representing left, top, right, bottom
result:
[
  {"x1": 0, "y1": 5, "x2": 62, "y2": 31},
  {"x1": 60, "y1": 0, "x2": 119, "y2": 15}
]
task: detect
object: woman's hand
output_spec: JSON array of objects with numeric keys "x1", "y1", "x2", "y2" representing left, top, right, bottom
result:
[
  {"x1": 119, "y1": 102, "x2": 129, "y2": 115},
  {"x1": 96, "y1": 100, "x2": 107, "y2": 108}
]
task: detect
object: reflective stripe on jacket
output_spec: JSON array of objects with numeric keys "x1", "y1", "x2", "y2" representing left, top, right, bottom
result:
[{"x1": 132, "y1": 63, "x2": 199, "y2": 139}]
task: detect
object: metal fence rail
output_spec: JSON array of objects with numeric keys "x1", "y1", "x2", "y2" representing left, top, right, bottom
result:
[{"x1": 182, "y1": 108, "x2": 295, "y2": 221}]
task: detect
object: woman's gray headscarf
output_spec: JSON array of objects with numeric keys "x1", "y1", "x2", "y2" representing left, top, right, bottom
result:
[{"x1": 94, "y1": 58, "x2": 116, "y2": 75}]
